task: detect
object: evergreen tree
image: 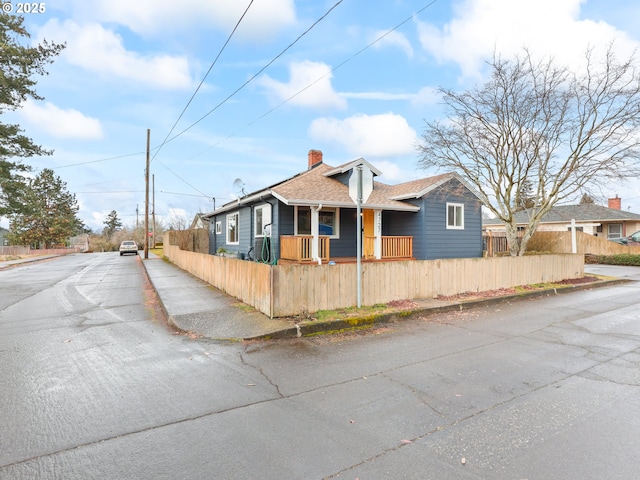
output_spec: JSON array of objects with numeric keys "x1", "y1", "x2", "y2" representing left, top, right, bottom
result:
[
  {"x1": 579, "y1": 193, "x2": 595, "y2": 205},
  {"x1": 9, "y1": 169, "x2": 82, "y2": 248},
  {"x1": 103, "y1": 210, "x2": 122, "y2": 239},
  {"x1": 0, "y1": 14, "x2": 65, "y2": 216}
]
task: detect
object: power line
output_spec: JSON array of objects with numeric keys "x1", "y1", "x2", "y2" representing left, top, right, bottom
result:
[
  {"x1": 151, "y1": 0, "x2": 255, "y2": 164},
  {"x1": 54, "y1": 151, "x2": 145, "y2": 169},
  {"x1": 188, "y1": 0, "x2": 439, "y2": 159},
  {"x1": 75, "y1": 190, "x2": 144, "y2": 194},
  {"x1": 162, "y1": 0, "x2": 345, "y2": 147},
  {"x1": 49, "y1": 1, "x2": 343, "y2": 185},
  {"x1": 160, "y1": 190, "x2": 211, "y2": 198},
  {"x1": 155, "y1": 159, "x2": 210, "y2": 198}
]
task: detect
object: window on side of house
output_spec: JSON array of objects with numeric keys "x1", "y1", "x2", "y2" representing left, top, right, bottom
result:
[
  {"x1": 295, "y1": 207, "x2": 311, "y2": 235},
  {"x1": 255, "y1": 204, "x2": 272, "y2": 237},
  {"x1": 608, "y1": 223, "x2": 622, "y2": 239},
  {"x1": 319, "y1": 208, "x2": 339, "y2": 237},
  {"x1": 294, "y1": 206, "x2": 340, "y2": 238},
  {"x1": 227, "y1": 212, "x2": 239, "y2": 244},
  {"x1": 215, "y1": 221, "x2": 222, "y2": 235},
  {"x1": 446, "y1": 203, "x2": 464, "y2": 230}
]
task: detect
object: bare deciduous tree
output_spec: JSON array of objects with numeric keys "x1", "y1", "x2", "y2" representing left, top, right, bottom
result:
[{"x1": 418, "y1": 46, "x2": 640, "y2": 255}]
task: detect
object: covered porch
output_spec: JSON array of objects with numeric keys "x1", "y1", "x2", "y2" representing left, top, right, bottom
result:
[{"x1": 279, "y1": 234, "x2": 413, "y2": 264}]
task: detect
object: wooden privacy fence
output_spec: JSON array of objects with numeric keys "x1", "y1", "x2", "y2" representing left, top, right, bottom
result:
[
  {"x1": 168, "y1": 228, "x2": 209, "y2": 254},
  {"x1": 164, "y1": 232, "x2": 583, "y2": 318},
  {"x1": 272, "y1": 254, "x2": 583, "y2": 316},
  {"x1": 527, "y1": 231, "x2": 640, "y2": 256},
  {"x1": 0, "y1": 246, "x2": 30, "y2": 255},
  {"x1": 0, "y1": 246, "x2": 81, "y2": 256}
]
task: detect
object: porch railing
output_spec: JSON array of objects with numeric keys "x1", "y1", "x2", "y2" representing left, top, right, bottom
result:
[
  {"x1": 364, "y1": 236, "x2": 413, "y2": 259},
  {"x1": 280, "y1": 235, "x2": 330, "y2": 262},
  {"x1": 380, "y1": 236, "x2": 413, "y2": 259}
]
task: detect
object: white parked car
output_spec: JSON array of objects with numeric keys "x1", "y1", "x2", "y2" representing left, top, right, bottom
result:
[{"x1": 119, "y1": 240, "x2": 138, "y2": 256}]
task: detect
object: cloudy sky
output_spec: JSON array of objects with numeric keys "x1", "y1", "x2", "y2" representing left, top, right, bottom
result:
[{"x1": 4, "y1": 0, "x2": 640, "y2": 231}]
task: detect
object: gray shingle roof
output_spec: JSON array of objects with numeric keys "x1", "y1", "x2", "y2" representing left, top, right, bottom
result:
[
  {"x1": 484, "y1": 204, "x2": 640, "y2": 226},
  {"x1": 204, "y1": 158, "x2": 472, "y2": 217}
]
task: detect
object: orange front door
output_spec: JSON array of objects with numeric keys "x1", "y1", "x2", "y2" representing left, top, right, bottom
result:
[{"x1": 363, "y1": 209, "x2": 374, "y2": 258}]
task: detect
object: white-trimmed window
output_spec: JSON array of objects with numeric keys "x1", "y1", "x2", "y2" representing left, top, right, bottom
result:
[
  {"x1": 226, "y1": 212, "x2": 239, "y2": 244},
  {"x1": 446, "y1": 203, "x2": 464, "y2": 229},
  {"x1": 295, "y1": 206, "x2": 340, "y2": 238},
  {"x1": 255, "y1": 204, "x2": 272, "y2": 237},
  {"x1": 215, "y1": 221, "x2": 222, "y2": 235},
  {"x1": 608, "y1": 223, "x2": 622, "y2": 239}
]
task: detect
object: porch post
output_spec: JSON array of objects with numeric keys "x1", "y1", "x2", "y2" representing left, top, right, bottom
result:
[
  {"x1": 374, "y1": 210, "x2": 382, "y2": 260},
  {"x1": 311, "y1": 206, "x2": 321, "y2": 264}
]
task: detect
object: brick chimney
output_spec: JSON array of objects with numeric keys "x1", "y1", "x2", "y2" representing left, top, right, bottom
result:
[
  {"x1": 608, "y1": 195, "x2": 621, "y2": 210},
  {"x1": 308, "y1": 149, "x2": 323, "y2": 169}
]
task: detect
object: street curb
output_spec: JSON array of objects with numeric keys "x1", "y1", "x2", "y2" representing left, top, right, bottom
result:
[
  {"x1": 0, "y1": 254, "x2": 62, "y2": 270},
  {"x1": 252, "y1": 278, "x2": 631, "y2": 341},
  {"x1": 140, "y1": 254, "x2": 632, "y2": 342},
  {"x1": 140, "y1": 256, "x2": 176, "y2": 333}
]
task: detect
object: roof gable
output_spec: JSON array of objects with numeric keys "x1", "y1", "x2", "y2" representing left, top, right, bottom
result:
[
  {"x1": 322, "y1": 158, "x2": 382, "y2": 178},
  {"x1": 389, "y1": 172, "x2": 483, "y2": 201}
]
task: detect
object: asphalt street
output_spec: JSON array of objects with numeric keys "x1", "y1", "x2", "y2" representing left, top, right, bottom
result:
[{"x1": 1, "y1": 253, "x2": 639, "y2": 479}]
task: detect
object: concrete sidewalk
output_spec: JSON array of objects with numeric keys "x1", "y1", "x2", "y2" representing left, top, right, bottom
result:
[{"x1": 141, "y1": 254, "x2": 296, "y2": 341}]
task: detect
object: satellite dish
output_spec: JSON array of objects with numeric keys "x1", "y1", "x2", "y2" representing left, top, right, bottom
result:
[{"x1": 232, "y1": 178, "x2": 246, "y2": 197}]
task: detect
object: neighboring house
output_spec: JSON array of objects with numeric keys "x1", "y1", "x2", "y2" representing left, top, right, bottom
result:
[
  {"x1": 69, "y1": 234, "x2": 89, "y2": 252},
  {"x1": 203, "y1": 150, "x2": 483, "y2": 263},
  {"x1": 483, "y1": 196, "x2": 640, "y2": 240},
  {"x1": 0, "y1": 226, "x2": 9, "y2": 246},
  {"x1": 189, "y1": 213, "x2": 210, "y2": 230}
]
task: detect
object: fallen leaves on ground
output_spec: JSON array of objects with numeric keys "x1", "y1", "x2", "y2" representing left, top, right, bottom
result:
[
  {"x1": 387, "y1": 299, "x2": 420, "y2": 309},
  {"x1": 437, "y1": 276, "x2": 601, "y2": 301},
  {"x1": 438, "y1": 288, "x2": 516, "y2": 301}
]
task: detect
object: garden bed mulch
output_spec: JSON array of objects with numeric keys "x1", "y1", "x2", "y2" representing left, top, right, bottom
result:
[{"x1": 436, "y1": 276, "x2": 601, "y2": 301}]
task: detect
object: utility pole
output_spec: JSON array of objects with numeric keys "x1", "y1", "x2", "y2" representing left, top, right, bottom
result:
[
  {"x1": 136, "y1": 204, "x2": 139, "y2": 230},
  {"x1": 144, "y1": 128, "x2": 150, "y2": 259},
  {"x1": 152, "y1": 174, "x2": 156, "y2": 249},
  {"x1": 356, "y1": 165, "x2": 362, "y2": 308}
]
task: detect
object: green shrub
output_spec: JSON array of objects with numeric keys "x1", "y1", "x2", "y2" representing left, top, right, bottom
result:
[{"x1": 589, "y1": 254, "x2": 640, "y2": 266}]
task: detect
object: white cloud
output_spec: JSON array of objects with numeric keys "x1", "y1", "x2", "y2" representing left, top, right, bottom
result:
[
  {"x1": 372, "y1": 30, "x2": 414, "y2": 58},
  {"x1": 417, "y1": 0, "x2": 639, "y2": 79},
  {"x1": 411, "y1": 86, "x2": 439, "y2": 106},
  {"x1": 63, "y1": 0, "x2": 296, "y2": 41},
  {"x1": 19, "y1": 100, "x2": 103, "y2": 139},
  {"x1": 258, "y1": 61, "x2": 346, "y2": 110},
  {"x1": 340, "y1": 87, "x2": 439, "y2": 104},
  {"x1": 38, "y1": 20, "x2": 192, "y2": 89},
  {"x1": 309, "y1": 113, "x2": 417, "y2": 157},
  {"x1": 342, "y1": 92, "x2": 415, "y2": 101},
  {"x1": 369, "y1": 160, "x2": 416, "y2": 183}
]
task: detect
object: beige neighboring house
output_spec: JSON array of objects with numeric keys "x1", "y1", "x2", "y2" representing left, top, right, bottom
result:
[
  {"x1": 190, "y1": 213, "x2": 210, "y2": 230},
  {"x1": 69, "y1": 234, "x2": 89, "y2": 252},
  {"x1": 0, "y1": 226, "x2": 9, "y2": 246},
  {"x1": 483, "y1": 196, "x2": 640, "y2": 240}
]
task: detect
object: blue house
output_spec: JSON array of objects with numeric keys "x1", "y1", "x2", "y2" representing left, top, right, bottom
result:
[{"x1": 203, "y1": 150, "x2": 483, "y2": 263}]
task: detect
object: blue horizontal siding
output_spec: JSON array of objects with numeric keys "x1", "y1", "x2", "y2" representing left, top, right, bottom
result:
[{"x1": 423, "y1": 181, "x2": 483, "y2": 259}]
